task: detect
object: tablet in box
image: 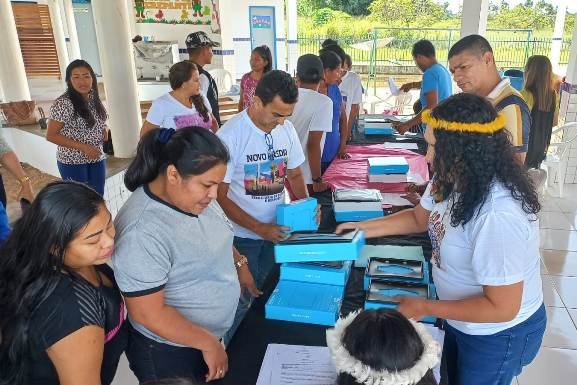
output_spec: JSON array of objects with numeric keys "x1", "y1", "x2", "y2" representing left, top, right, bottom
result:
[
  {"x1": 363, "y1": 257, "x2": 430, "y2": 290},
  {"x1": 274, "y1": 229, "x2": 366, "y2": 263},
  {"x1": 364, "y1": 118, "x2": 395, "y2": 135},
  {"x1": 265, "y1": 280, "x2": 344, "y2": 326},
  {"x1": 276, "y1": 197, "x2": 318, "y2": 232},
  {"x1": 333, "y1": 189, "x2": 384, "y2": 222},
  {"x1": 364, "y1": 280, "x2": 437, "y2": 324},
  {"x1": 368, "y1": 173, "x2": 408, "y2": 183},
  {"x1": 368, "y1": 157, "x2": 409, "y2": 175},
  {"x1": 280, "y1": 260, "x2": 353, "y2": 286}
]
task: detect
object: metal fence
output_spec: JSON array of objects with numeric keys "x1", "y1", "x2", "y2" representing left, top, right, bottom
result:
[{"x1": 298, "y1": 27, "x2": 571, "y2": 91}]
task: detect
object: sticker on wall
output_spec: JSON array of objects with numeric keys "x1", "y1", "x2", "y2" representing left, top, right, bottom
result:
[
  {"x1": 134, "y1": 0, "x2": 217, "y2": 25},
  {"x1": 251, "y1": 15, "x2": 272, "y2": 29}
]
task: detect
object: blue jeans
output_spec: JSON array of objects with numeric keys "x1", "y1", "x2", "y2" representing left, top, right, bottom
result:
[
  {"x1": 223, "y1": 237, "x2": 275, "y2": 345},
  {"x1": 442, "y1": 303, "x2": 546, "y2": 385},
  {"x1": 57, "y1": 159, "x2": 106, "y2": 196},
  {"x1": 125, "y1": 321, "x2": 207, "y2": 383}
]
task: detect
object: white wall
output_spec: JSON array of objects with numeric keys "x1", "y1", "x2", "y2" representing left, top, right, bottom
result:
[{"x1": 229, "y1": 0, "x2": 286, "y2": 79}]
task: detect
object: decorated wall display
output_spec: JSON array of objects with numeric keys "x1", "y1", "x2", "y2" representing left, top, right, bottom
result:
[{"x1": 134, "y1": 0, "x2": 220, "y2": 29}]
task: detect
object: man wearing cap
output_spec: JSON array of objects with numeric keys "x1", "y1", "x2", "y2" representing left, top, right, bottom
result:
[
  {"x1": 287, "y1": 54, "x2": 333, "y2": 195},
  {"x1": 186, "y1": 31, "x2": 221, "y2": 125}
]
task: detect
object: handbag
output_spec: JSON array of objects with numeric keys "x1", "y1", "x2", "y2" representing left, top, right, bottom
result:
[
  {"x1": 38, "y1": 107, "x2": 48, "y2": 130},
  {"x1": 0, "y1": 101, "x2": 38, "y2": 126}
]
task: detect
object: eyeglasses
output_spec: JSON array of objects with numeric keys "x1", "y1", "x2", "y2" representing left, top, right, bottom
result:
[{"x1": 265, "y1": 133, "x2": 274, "y2": 161}]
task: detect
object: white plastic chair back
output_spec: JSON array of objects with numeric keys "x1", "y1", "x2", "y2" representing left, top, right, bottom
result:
[
  {"x1": 208, "y1": 68, "x2": 233, "y2": 94},
  {"x1": 543, "y1": 122, "x2": 577, "y2": 197}
]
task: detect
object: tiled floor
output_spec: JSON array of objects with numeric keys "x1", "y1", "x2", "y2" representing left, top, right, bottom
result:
[{"x1": 109, "y1": 185, "x2": 577, "y2": 385}]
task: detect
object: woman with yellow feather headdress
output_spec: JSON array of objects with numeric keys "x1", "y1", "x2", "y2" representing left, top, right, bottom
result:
[{"x1": 336, "y1": 93, "x2": 545, "y2": 385}]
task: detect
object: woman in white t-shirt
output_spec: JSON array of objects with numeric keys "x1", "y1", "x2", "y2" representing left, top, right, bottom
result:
[
  {"x1": 337, "y1": 93, "x2": 545, "y2": 385},
  {"x1": 141, "y1": 61, "x2": 218, "y2": 136}
]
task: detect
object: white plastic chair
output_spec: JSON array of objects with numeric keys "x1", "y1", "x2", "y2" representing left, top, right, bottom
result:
[
  {"x1": 364, "y1": 90, "x2": 412, "y2": 115},
  {"x1": 208, "y1": 68, "x2": 233, "y2": 94},
  {"x1": 543, "y1": 122, "x2": 577, "y2": 198}
]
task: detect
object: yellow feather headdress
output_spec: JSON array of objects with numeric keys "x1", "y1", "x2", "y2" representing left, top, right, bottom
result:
[{"x1": 421, "y1": 109, "x2": 505, "y2": 134}]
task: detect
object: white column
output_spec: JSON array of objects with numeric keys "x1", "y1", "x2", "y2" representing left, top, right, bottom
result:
[
  {"x1": 565, "y1": 15, "x2": 577, "y2": 85},
  {"x1": 218, "y1": 1, "x2": 237, "y2": 81},
  {"x1": 460, "y1": 0, "x2": 490, "y2": 38},
  {"x1": 92, "y1": 0, "x2": 141, "y2": 158},
  {"x1": 62, "y1": 0, "x2": 81, "y2": 61},
  {"x1": 126, "y1": 0, "x2": 138, "y2": 40},
  {"x1": 0, "y1": 0, "x2": 31, "y2": 101},
  {"x1": 48, "y1": 0, "x2": 70, "y2": 79},
  {"x1": 286, "y1": 0, "x2": 298, "y2": 76},
  {"x1": 550, "y1": 1, "x2": 567, "y2": 74}
]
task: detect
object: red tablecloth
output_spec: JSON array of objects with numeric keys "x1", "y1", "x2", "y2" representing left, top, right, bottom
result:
[{"x1": 323, "y1": 144, "x2": 430, "y2": 193}]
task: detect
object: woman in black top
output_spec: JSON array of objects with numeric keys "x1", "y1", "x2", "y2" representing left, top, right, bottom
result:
[{"x1": 0, "y1": 181, "x2": 127, "y2": 385}]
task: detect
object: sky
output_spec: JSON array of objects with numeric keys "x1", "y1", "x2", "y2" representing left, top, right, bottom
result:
[{"x1": 444, "y1": 0, "x2": 577, "y2": 13}]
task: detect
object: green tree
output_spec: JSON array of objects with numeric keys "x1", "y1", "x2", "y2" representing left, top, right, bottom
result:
[{"x1": 368, "y1": 0, "x2": 450, "y2": 26}]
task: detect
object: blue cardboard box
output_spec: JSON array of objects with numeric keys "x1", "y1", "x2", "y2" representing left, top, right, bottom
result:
[
  {"x1": 368, "y1": 157, "x2": 409, "y2": 174},
  {"x1": 265, "y1": 280, "x2": 344, "y2": 326},
  {"x1": 363, "y1": 257, "x2": 430, "y2": 290},
  {"x1": 334, "y1": 210, "x2": 383, "y2": 222},
  {"x1": 364, "y1": 280, "x2": 437, "y2": 324},
  {"x1": 276, "y1": 197, "x2": 318, "y2": 232},
  {"x1": 274, "y1": 229, "x2": 366, "y2": 263},
  {"x1": 333, "y1": 189, "x2": 384, "y2": 222},
  {"x1": 280, "y1": 260, "x2": 353, "y2": 286},
  {"x1": 365, "y1": 126, "x2": 395, "y2": 135}
]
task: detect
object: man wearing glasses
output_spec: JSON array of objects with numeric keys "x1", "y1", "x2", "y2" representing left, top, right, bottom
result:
[{"x1": 217, "y1": 70, "x2": 313, "y2": 343}]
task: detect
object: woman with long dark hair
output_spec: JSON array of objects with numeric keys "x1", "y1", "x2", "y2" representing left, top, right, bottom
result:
[
  {"x1": 522, "y1": 55, "x2": 559, "y2": 169},
  {"x1": 238, "y1": 45, "x2": 273, "y2": 111},
  {"x1": 141, "y1": 61, "x2": 218, "y2": 136},
  {"x1": 337, "y1": 93, "x2": 545, "y2": 385},
  {"x1": 0, "y1": 181, "x2": 127, "y2": 385},
  {"x1": 113, "y1": 127, "x2": 256, "y2": 383},
  {"x1": 47, "y1": 60, "x2": 108, "y2": 195},
  {"x1": 327, "y1": 309, "x2": 440, "y2": 385}
]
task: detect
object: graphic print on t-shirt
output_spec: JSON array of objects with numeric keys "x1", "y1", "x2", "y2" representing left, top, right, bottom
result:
[
  {"x1": 243, "y1": 150, "x2": 288, "y2": 199},
  {"x1": 429, "y1": 209, "x2": 446, "y2": 268},
  {"x1": 173, "y1": 113, "x2": 210, "y2": 129}
]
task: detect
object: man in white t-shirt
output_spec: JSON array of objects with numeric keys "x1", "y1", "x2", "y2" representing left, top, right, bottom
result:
[
  {"x1": 217, "y1": 70, "x2": 311, "y2": 342},
  {"x1": 287, "y1": 54, "x2": 333, "y2": 194},
  {"x1": 339, "y1": 54, "x2": 363, "y2": 137}
]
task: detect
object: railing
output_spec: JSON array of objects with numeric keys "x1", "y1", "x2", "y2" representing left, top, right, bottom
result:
[{"x1": 297, "y1": 27, "x2": 572, "y2": 92}]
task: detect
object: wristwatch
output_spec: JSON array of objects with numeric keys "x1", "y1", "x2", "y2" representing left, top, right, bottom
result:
[
  {"x1": 235, "y1": 255, "x2": 249, "y2": 269},
  {"x1": 312, "y1": 177, "x2": 323, "y2": 183}
]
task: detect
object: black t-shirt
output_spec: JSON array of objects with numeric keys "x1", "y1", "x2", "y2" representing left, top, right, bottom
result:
[{"x1": 27, "y1": 264, "x2": 128, "y2": 385}]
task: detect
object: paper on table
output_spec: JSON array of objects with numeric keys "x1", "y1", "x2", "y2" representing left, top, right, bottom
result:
[
  {"x1": 384, "y1": 142, "x2": 419, "y2": 150},
  {"x1": 381, "y1": 193, "x2": 414, "y2": 207},
  {"x1": 257, "y1": 344, "x2": 337, "y2": 385},
  {"x1": 355, "y1": 244, "x2": 425, "y2": 268}
]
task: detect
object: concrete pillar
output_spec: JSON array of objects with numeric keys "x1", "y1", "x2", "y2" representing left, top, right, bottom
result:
[
  {"x1": 0, "y1": 0, "x2": 31, "y2": 101},
  {"x1": 550, "y1": 1, "x2": 567, "y2": 74},
  {"x1": 460, "y1": 0, "x2": 490, "y2": 38},
  {"x1": 218, "y1": 1, "x2": 237, "y2": 82},
  {"x1": 62, "y1": 0, "x2": 82, "y2": 61},
  {"x1": 286, "y1": 0, "x2": 298, "y2": 76},
  {"x1": 558, "y1": 16, "x2": 577, "y2": 184},
  {"x1": 48, "y1": 0, "x2": 70, "y2": 80},
  {"x1": 92, "y1": 0, "x2": 141, "y2": 158}
]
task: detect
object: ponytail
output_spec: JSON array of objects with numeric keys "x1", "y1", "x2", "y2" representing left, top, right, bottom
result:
[
  {"x1": 191, "y1": 94, "x2": 210, "y2": 122},
  {"x1": 124, "y1": 127, "x2": 230, "y2": 191}
]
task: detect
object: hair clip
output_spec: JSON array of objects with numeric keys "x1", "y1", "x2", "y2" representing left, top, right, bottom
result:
[{"x1": 157, "y1": 128, "x2": 175, "y2": 144}]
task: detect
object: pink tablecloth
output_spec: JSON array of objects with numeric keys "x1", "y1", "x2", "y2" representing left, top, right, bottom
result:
[{"x1": 323, "y1": 144, "x2": 430, "y2": 193}]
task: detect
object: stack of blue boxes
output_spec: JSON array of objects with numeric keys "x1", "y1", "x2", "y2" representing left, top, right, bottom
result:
[
  {"x1": 363, "y1": 255, "x2": 437, "y2": 324},
  {"x1": 266, "y1": 199, "x2": 365, "y2": 326},
  {"x1": 368, "y1": 156, "x2": 410, "y2": 183},
  {"x1": 333, "y1": 188, "x2": 384, "y2": 222}
]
